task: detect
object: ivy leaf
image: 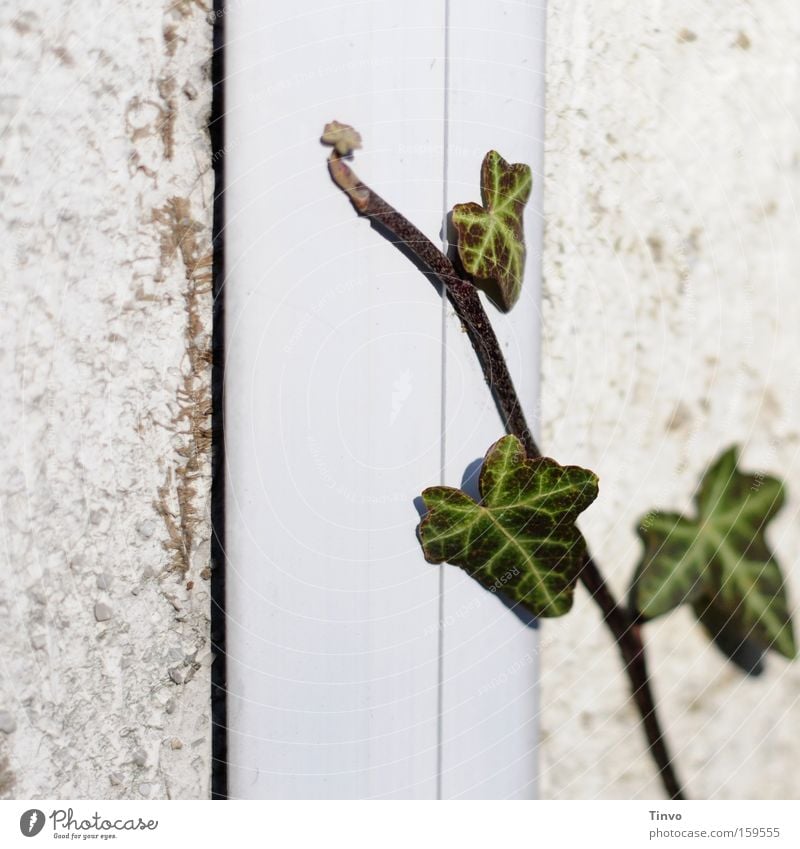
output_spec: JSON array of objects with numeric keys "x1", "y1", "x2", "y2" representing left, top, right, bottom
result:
[
  {"x1": 321, "y1": 120, "x2": 362, "y2": 156},
  {"x1": 632, "y1": 446, "x2": 796, "y2": 660},
  {"x1": 418, "y1": 435, "x2": 598, "y2": 618},
  {"x1": 452, "y1": 150, "x2": 532, "y2": 311}
]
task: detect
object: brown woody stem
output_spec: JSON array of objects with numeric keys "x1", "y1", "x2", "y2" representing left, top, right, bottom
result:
[{"x1": 327, "y1": 150, "x2": 686, "y2": 801}]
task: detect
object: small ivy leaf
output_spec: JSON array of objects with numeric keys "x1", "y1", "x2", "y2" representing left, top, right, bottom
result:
[
  {"x1": 452, "y1": 150, "x2": 532, "y2": 311},
  {"x1": 632, "y1": 446, "x2": 796, "y2": 660},
  {"x1": 418, "y1": 435, "x2": 598, "y2": 618},
  {"x1": 321, "y1": 120, "x2": 362, "y2": 156}
]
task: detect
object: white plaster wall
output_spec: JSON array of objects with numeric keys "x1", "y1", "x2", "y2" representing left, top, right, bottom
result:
[
  {"x1": 0, "y1": 2, "x2": 213, "y2": 798},
  {"x1": 541, "y1": 2, "x2": 800, "y2": 798}
]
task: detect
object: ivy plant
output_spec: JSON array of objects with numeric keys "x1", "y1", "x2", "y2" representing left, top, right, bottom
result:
[
  {"x1": 321, "y1": 122, "x2": 796, "y2": 800},
  {"x1": 632, "y1": 446, "x2": 796, "y2": 663},
  {"x1": 421, "y1": 435, "x2": 598, "y2": 617},
  {"x1": 451, "y1": 150, "x2": 532, "y2": 310}
]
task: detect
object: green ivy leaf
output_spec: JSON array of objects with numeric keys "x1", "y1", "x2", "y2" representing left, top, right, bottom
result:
[
  {"x1": 632, "y1": 446, "x2": 796, "y2": 660},
  {"x1": 418, "y1": 435, "x2": 598, "y2": 618},
  {"x1": 452, "y1": 150, "x2": 532, "y2": 311}
]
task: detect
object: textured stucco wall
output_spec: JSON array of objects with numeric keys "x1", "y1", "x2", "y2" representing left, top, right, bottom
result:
[
  {"x1": 0, "y1": 3, "x2": 213, "y2": 798},
  {"x1": 541, "y1": 2, "x2": 800, "y2": 798}
]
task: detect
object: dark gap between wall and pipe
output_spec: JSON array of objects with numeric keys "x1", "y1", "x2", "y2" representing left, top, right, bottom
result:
[{"x1": 209, "y1": 0, "x2": 228, "y2": 802}]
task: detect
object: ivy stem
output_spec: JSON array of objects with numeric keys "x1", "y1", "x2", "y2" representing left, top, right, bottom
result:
[{"x1": 327, "y1": 150, "x2": 686, "y2": 801}]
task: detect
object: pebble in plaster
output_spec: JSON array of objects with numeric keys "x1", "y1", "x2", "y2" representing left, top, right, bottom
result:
[
  {"x1": 0, "y1": 712, "x2": 17, "y2": 735},
  {"x1": 733, "y1": 31, "x2": 751, "y2": 50},
  {"x1": 94, "y1": 603, "x2": 114, "y2": 623},
  {"x1": 169, "y1": 668, "x2": 186, "y2": 685}
]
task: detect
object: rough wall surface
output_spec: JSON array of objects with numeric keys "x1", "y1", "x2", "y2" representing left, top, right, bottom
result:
[
  {"x1": 541, "y1": 2, "x2": 800, "y2": 798},
  {"x1": 0, "y1": 2, "x2": 213, "y2": 798}
]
